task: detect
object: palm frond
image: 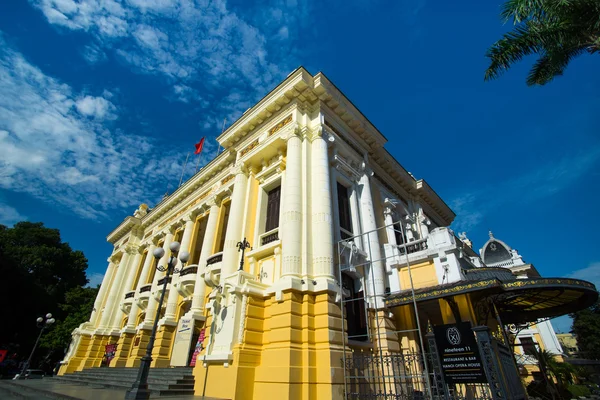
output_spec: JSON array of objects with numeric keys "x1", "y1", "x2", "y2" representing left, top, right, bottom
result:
[{"x1": 526, "y1": 46, "x2": 586, "y2": 85}]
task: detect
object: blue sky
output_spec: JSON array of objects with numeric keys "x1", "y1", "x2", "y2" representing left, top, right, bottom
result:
[{"x1": 1, "y1": 0, "x2": 599, "y2": 332}]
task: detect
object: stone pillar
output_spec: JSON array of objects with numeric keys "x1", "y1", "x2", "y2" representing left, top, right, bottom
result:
[
  {"x1": 359, "y1": 170, "x2": 386, "y2": 307},
  {"x1": 125, "y1": 245, "x2": 156, "y2": 331},
  {"x1": 142, "y1": 232, "x2": 173, "y2": 327},
  {"x1": 384, "y1": 207, "x2": 401, "y2": 293},
  {"x1": 110, "y1": 247, "x2": 142, "y2": 328},
  {"x1": 163, "y1": 216, "x2": 195, "y2": 322},
  {"x1": 310, "y1": 127, "x2": 334, "y2": 279},
  {"x1": 220, "y1": 164, "x2": 249, "y2": 283},
  {"x1": 89, "y1": 257, "x2": 117, "y2": 327},
  {"x1": 281, "y1": 130, "x2": 303, "y2": 277},
  {"x1": 98, "y1": 250, "x2": 131, "y2": 330},
  {"x1": 109, "y1": 246, "x2": 141, "y2": 331},
  {"x1": 191, "y1": 197, "x2": 220, "y2": 314}
]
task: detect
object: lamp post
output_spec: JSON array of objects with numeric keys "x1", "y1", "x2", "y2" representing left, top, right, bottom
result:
[
  {"x1": 18, "y1": 313, "x2": 55, "y2": 379},
  {"x1": 125, "y1": 241, "x2": 189, "y2": 400},
  {"x1": 236, "y1": 237, "x2": 252, "y2": 271}
]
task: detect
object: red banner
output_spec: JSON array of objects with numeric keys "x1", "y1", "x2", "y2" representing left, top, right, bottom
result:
[
  {"x1": 0, "y1": 349, "x2": 7, "y2": 363},
  {"x1": 104, "y1": 343, "x2": 117, "y2": 366},
  {"x1": 189, "y1": 329, "x2": 205, "y2": 367}
]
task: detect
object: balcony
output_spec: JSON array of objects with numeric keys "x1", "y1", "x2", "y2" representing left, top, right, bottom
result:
[
  {"x1": 204, "y1": 251, "x2": 223, "y2": 287},
  {"x1": 136, "y1": 284, "x2": 152, "y2": 309},
  {"x1": 120, "y1": 290, "x2": 135, "y2": 314},
  {"x1": 259, "y1": 228, "x2": 279, "y2": 246},
  {"x1": 175, "y1": 264, "x2": 198, "y2": 298},
  {"x1": 154, "y1": 276, "x2": 172, "y2": 300}
]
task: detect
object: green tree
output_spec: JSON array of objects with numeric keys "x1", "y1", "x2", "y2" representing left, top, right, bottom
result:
[
  {"x1": 485, "y1": 0, "x2": 600, "y2": 86},
  {"x1": 0, "y1": 222, "x2": 88, "y2": 367},
  {"x1": 40, "y1": 286, "x2": 98, "y2": 353},
  {"x1": 571, "y1": 299, "x2": 600, "y2": 360}
]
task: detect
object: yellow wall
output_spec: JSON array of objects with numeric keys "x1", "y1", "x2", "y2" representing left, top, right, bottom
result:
[{"x1": 398, "y1": 261, "x2": 438, "y2": 290}]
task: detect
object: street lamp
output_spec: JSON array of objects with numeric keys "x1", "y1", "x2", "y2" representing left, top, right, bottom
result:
[
  {"x1": 236, "y1": 237, "x2": 252, "y2": 271},
  {"x1": 125, "y1": 241, "x2": 189, "y2": 400},
  {"x1": 18, "y1": 313, "x2": 55, "y2": 379}
]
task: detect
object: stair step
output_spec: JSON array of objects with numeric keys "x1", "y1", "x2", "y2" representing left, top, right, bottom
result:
[{"x1": 58, "y1": 366, "x2": 196, "y2": 396}]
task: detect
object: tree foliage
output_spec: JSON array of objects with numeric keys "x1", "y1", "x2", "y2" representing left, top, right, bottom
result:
[
  {"x1": 40, "y1": 286, "x2": 98, "y2": 353},
  {"x1": 571, "y1": 299, "x2": 600, "y2": 360},
  {"x1": 485, "y1": 0, "x2": 600, "y2": 85},
  {"x1": 0, "y1": 222, "x2": 89, "y2": 365}
]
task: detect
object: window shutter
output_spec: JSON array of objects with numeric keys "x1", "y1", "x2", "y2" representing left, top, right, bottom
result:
[{"x1": 265, "y1": 186, "x2": 281, "y2": 232}]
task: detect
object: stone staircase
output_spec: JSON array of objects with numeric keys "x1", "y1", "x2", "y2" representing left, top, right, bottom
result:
[{"x1": 54, "y1": 367, "x2": 195, "y2": 396}]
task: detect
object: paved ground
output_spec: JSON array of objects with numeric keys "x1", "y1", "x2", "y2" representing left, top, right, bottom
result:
[{"x1": 0, "y1": 379, "x2": 224, "y2": 400}]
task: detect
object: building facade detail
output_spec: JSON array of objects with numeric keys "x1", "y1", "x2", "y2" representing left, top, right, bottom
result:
[{"x1": 58, "y1": 67, "x2": 596, "y2": 400}]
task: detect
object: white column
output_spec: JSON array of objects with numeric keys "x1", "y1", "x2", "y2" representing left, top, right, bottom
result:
[
  {"x1": 125, "y1": 245, "x2": 155, "y2": 331},
  {"x1": 109, "y1": 247, "x2": 142, "y2": 329},
  {"x1": 310, "y1": 128, "x2": 334, "y2": 279},
  {"x1": 281, "y1": 131, "x2": 303, "y2": 277},
  {"x1": 89, "y1": 257, "x2": 117, "y2": 326},
  {"x1": 122, "y1": 249, "x2": 143, "y2": 295},
  {"x1": 98, "y1": 250, "x2": 131, "y2": 330},
  {"x1": 192, "y1": 198, "x2": 220, "y2": 313},
  {"x1": 142, "y1": 232, "x2": 173, "y2": 326},
  {"x1": 359, "y1": 171, "x2": 386, "y2": 307},
  {"x1": 163, "y1": 217, "x2": 195, "y2": 322},
  {"x1": 220, "y1": 164, "x2": 249, "y2": 282},
  {"x1": 384, "y1": 208, "x2": 401, "y2": 293}
]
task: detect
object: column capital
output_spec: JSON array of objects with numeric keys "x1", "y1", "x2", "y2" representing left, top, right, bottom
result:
[
  {"x1": 284, "y1": 122, "x2": 302, "y2": 141},
  {"x1": 124, "y1": 245, "x2": 139, "y2": 255},
  {"x1": 231, "y1": 162, "x2": 247, "y2": 176},
  {"x1": 108, "y1": 255, "x2": 119, "y2": 264}
]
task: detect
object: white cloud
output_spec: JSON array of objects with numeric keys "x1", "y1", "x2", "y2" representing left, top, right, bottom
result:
[
  {"x1": 0, "y1": 203, "x2": 26, "y2": 226},
  {"x1": 0, "y1": 35, "x2": 197, "y2": 220},
  {"x1": 29, "y1": 0, "x2": 305, "y2": 123},
  {"x1": 86, "y1": 272, "x2": 104, "y2": 287},
  {"x1": 551, "y1": 262, "x2": 600, "y2": 333},
  {"x1": 451, "y1": 148, "x2": 600, "y2": 231},
  {"x1": 81, "y1": 42, "x2": 107, "y2": 64},
  {"x1": 568, "y1": 262, "x2": 600, "y2": 288},
  {"x1": 75, "y1": 95, "x2": 116, "y2": 119}
]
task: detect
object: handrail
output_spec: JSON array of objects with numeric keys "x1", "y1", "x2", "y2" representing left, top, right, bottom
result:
[
  {"x1": 139, "y1": 284, "x2": 152, "y2": 293},
  {"x1": 207, "y1": 252, "x2": 223, "y2": 266}
]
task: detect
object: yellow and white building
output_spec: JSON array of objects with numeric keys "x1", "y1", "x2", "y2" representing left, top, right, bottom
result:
[{"x1": 59, "y1": 67, "x2": 597, "y2": 400}]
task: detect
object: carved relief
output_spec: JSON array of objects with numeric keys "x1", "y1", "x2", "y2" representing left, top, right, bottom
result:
[
  {"x1": 268, "y1": 114, "x2": 293, "y2": 137},
  {"x1": 240, "y1": 139, "x2": 259, "y2": 157}
]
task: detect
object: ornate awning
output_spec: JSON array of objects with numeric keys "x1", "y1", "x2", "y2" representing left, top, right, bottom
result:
[{"x1": 385, "y1": 277, "x2": 598, "y2": 324}]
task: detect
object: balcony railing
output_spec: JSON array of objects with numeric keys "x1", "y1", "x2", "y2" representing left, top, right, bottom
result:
[
  {"x1": 180, "y1": 266, "x2": 198, "y2": 276},
  {"x1": 139, "y1": 284, "x2": 152, "y2": 293},
  {"x1": 206, "y1": 252, "x2": 223, "y2": 266},
  {"x1": 261, "y1": 229, "x2": 279, "y2": 246},
  {"x1": 397, "y1": 239, "x2": 428, "y2": 255},
  {"x1": 157, "y1": 276, "x2": 172, "y2": 286},
  {"x1": 124, "y1": 291, "x2": 135, "y2": 299}
]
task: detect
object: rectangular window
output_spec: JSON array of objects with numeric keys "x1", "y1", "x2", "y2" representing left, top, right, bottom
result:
[
  {"x1": 337, "y1": 182, "x2": 353, "y2": 239},
  {"x1": 393, "y1": 222, "x2": 406, "y2": 246},
  {"x1": 520, "y1": 337, "x2": 537, "y2": 356},
  {"x1": 265, "y1": 186, "x2": 281, "y2": 232},
  {"x1": 217, "y1": 202, "x2": 231, "y2": 253},
  {"x1": 190, "y1": 216, "x2": 208, "y2": 265}
]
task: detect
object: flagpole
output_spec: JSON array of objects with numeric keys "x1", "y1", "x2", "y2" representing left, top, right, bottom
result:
[
  {"x1": 195, "y1": 151, "x2": 202, "y2": 173},
  {"x1": 216, "y1": 118, "x2": 226, "y2": 155},
  {"x1": 179, "y1": 152, "x2": 190, "y2": 187}
]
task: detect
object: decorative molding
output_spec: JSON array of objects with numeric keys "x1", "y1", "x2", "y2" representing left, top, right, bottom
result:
[
  {"x1": 221, "y1": 174, "x2": 234, "y2": 186},
  {"x1": 268, "y1": 114, "x2": 293, "y2": 137},
  {"x1": 240, "y1": 139, "x2": 259, "y2": 157},
  {"x1": 237, "y1": 294, "x2": 248, "y2": 343}
]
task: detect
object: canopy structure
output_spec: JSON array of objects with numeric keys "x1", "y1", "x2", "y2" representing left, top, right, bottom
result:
[{"x1": 385, "y1": 275, "x2": 598, "y2": 324}]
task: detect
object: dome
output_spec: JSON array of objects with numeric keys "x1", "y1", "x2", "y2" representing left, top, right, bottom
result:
[{"x1": 480, "y1": 231, "x2": 515, "y2": 266}]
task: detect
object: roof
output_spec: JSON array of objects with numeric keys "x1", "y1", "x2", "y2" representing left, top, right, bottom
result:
[{"x1": 385, "y1": 277, "x2": 598, "y2": 324}]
